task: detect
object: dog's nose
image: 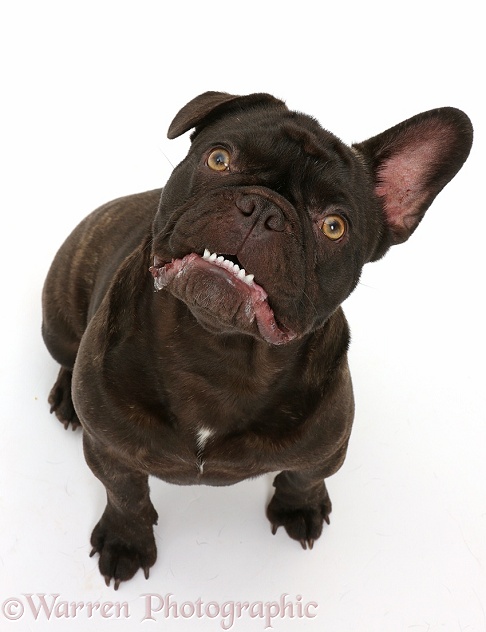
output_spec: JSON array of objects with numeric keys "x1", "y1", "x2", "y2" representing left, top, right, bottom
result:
[{"x1": 235, "y1": 193, "x2": 285, "y2": 232}]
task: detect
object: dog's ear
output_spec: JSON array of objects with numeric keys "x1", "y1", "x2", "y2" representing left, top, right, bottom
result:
[
  {"x1": 353, "y1": 107, "x2": 473, "y2": 261},
  {"x1": 167, "y1": 91, "x2": 286, "y2": 139}
]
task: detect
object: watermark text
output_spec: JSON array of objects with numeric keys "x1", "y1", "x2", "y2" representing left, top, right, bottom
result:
[{"x1": 1, "y1": 593, "x2": 317, "y2": 629}]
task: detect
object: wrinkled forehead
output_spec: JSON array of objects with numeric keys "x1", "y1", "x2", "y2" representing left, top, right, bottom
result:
[
  {"x1": 194, "y1": 109, "x2": 349, "y2": 161},
  {"x1": 192, "y1": 109, "x2": 359, "y2": 195}
]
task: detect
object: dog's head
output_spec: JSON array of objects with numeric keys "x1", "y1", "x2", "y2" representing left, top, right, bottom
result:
[{"x1": 150, "y1": 92, "x2": 472, "y2": 345}]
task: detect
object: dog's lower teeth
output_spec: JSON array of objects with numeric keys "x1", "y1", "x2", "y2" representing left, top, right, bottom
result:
[{"x1": 201, "y1": 250, "x2": 254, "y2": 285}]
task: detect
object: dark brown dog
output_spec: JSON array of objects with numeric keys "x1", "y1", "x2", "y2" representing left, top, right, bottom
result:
[{"x1": 42, "y1": 92, "x2": 473, "y2": 589}]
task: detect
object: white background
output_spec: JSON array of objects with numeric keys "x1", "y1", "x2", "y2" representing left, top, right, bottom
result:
[{"x1": 1, "y1": 1, "x2": 484, "y2": 631}]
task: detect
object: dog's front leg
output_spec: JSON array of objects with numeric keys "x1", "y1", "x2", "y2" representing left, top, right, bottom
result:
[
  {"x1": 267, "y1": 470, "x2": 333, "y2": 550},
  {"x1": 83, "y1": 434, "x2": 158, "y2": 589}
]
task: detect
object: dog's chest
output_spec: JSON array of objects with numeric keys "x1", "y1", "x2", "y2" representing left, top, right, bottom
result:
[
  {"x1": 146, "y1": 384, "x2": 310, "y2": 487},
  {"x1": 145, "y1": 334, "x2": 308, "y2": 483},
  {"x1": 146, "y1": 423, "x2": 272, "y2": 485}
]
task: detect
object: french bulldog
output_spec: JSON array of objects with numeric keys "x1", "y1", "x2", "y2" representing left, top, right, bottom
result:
[{"x1": 42, "y1": 92, "x2": 473, "y2": 589}]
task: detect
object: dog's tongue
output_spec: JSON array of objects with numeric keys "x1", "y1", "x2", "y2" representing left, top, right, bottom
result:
[{"x1": 150, "y1": 253, "x2": 296, "y2": 345}]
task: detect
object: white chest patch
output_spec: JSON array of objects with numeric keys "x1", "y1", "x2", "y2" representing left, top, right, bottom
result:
[
  {"x1": 196, "y1": 427, "x2": 214, "y2": 451},
  {"x1": 195, "y1": 427, "x2": 214, "y2": 475}
]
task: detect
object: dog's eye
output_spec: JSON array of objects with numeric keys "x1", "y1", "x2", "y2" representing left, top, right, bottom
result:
[
  {"x1": 207, "y1": 148, "x2": 231, "y2": 172},
  {"x1": 321, "y1": 215, "x2": 347, "y2": 241}
]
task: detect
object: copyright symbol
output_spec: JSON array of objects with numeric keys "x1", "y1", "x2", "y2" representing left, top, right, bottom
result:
[{"x1": 2, "y1": 598, "x2": 24, "y2": 620}]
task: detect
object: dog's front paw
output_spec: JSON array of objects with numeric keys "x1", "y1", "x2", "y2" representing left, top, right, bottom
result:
[
  {"x1": 48, "y1": 368, "x2": 81, "y2": 430},
  {"x1": 266, "y1": 495, "x2": 331, "y2": 550},
  {"x1": 89, "y1": 514, "x2": 157, "y2": 589}
]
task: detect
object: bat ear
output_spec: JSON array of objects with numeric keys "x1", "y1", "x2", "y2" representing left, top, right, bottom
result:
[
  {"x1": 353, "y1": 107, "x2": 473, "y2": 259},
  {"x1": 167, "y1": 91, "x2": 287, "y2": 139}
]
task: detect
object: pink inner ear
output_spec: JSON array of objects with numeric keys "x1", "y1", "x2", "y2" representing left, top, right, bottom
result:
[{"x1": 375, "y1": 122, "x2": 451, "y2": 232}]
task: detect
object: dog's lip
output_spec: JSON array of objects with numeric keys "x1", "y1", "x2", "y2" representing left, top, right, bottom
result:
[
  {"x1": 151, "y1": 251, "x2": 257, "y2": 288},
  {"x1": 149, "y1": 251, "x2": 296, "y2": 345}
]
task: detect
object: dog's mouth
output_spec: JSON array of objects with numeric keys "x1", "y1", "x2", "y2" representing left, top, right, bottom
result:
[{"x1": 149, "y1": 250, "x2": 296, "y2": 345}]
